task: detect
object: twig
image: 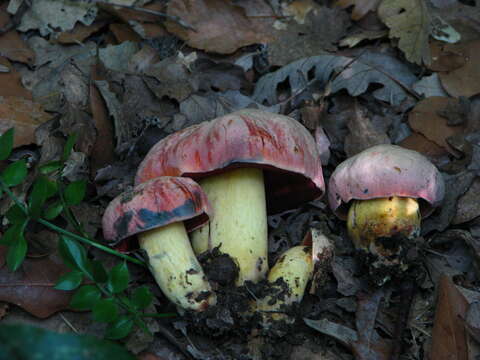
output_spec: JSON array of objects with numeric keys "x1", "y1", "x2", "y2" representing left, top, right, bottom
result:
[{"x1": 89, "y1": 0, "x2": 197, "y2": 32}]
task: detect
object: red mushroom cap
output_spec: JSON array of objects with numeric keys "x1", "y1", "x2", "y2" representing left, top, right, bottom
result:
[
  {"x1": 328, "y1": 144, "x2": 445, "y2": 220},
  {"x1": 102, "y1": 177, "x2": 211, "y2": 245},
  {"x1": 135, "y1": 109, "x2": 325, "y2": 213}
]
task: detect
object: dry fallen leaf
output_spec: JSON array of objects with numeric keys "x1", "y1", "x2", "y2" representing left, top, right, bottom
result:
[
  {"x1": 398, "y1": 132, "x2": 448, "y2": 160},
  {"x1": 430, "y1": 275, "x2": 468, "y2": 360},
  {"x1": 0, "y1": 57, "x2": 32, "y2": 99},
  {"x1": 335, "y1": 0, "x2": 381, "y2": 20},
  {"x1": 344, "y1": 106, "x2": 390, "y2": 157},
  {"x1": 56, "y1": 21, "x2": 107, "y2": 44},
  {"x1": 165, "y1": 0, "x2": 273, "y2": 54},
  {"x1": 0, "y1": 246, "x2": 72, "y2": 318},
  {"x1": 0, "y1": 96, "x2": 52, "y2": 147},
  {"x1": 408, "y1": 97, "x2": 466, "y2": 156},
  {"x1": 452, "y1": 178, "x2": 480, "y2": 225},
  {"x1": 438, "y1": 40, "x2": 480, "y2": 98},
  {"x1": 378, "y1": 0, "x2": 431, "y2": 65}
]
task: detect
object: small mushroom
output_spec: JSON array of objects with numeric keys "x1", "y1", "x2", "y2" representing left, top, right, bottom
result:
[
  {"x1": 102, "y1": 176, "x2": 216, "y2": 311},
  {"x1": 328, "y1": 145, "x2": 445, "y2": 275},
  {"x1": 135, "y1": 109, "x2": 325, "y2": 285}
]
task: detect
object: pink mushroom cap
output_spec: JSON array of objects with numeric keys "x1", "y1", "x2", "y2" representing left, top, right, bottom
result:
[
  {"x1": 328, "y1": 144, "x2": 445, "y2": 220},
  {"x1": 135, "y1": 109, "x2": 325, "y2": 213},
  {"x1": 102, "y1": 176, "x2": 212, "y2": 245}
]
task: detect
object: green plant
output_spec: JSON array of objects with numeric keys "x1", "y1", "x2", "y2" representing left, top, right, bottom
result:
[{"x1": 0, "y1": 128, "x2": 174, "y2": 339}]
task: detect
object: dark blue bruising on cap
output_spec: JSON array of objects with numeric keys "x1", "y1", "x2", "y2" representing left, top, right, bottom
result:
[
  {"x1": 138, "y1": 198, "x2": 197, "y2": 231},
  {"x1": 114, "y1": 210, "x2": 134, "y2": 242}
]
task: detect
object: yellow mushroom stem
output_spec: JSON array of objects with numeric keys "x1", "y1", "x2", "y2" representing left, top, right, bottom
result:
[
  {"x1": 256, "y1": 246, "x2": 314, "y2": 321},
  {"x1": 191, "y1": 167, "x2": 268, "y2": 285},
  {"x1": 138, "y1": 222, "x2": 216, "y2": 311},
  {"x1": 347, "y1": 196, "x2": 421, "y2": 259}
]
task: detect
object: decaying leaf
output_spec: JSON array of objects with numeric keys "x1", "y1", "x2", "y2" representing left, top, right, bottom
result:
[
  {"x1": 165, "y1": 0, "x2": 273, "y2": 54},
  {"x1": 408, "y1": 97, "x2": 466, "y2": 156},
  {"x1": 344, "y1": 105, "x2": 390, "y2": 157},
  {"x1": 378, "y1": 0, "x2": 431, "y2": 65},
  {"x1": 453, "y1": 178, "x2": 480, "y2": 225},
  {"x1": 431, "y1": 275, "x2": 468, "y2": 360},
  {"x1": 0, "y1": 96, "x2": 52, "y2": 147},
  {"x1": 17, "y1": 0, "x2": 97, "y2": 36},
  {"x1": 438, "y1": 40, "x2": 480, "y2": 98},
  {"x1": 0, "y1": 247, "x2": 72, "y2": 318},
  {"x1": 335, "y1": 0, "x2": 381, "y2": 20},
  {"x1": 254, "y1": 51, "x2": 416, "y2": 106},
  {"x1": 398, "y1": 132, "x2": 448, "y2": 160},
  {"x1": 268, "y1": 5, "x2": 350, "y2": 66},
  {"x1": 56, "y1": 21, "x2": 107, "y2": 44},
  {"x1": 412, "y1": 74, "x2": 448, "y2": 98}
]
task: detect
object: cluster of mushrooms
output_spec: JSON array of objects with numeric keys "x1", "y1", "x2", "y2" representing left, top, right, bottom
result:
[{"x1": 102, "y1": 109, "x2": 445, "y2": 314}]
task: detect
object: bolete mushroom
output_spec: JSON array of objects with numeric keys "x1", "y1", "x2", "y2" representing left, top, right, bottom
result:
[
  {"x1": 328, "y1": 145, "x2": 445, "y2": 275},
  {"x1": 102, "y1": 176, "x2": 216, "y2": 311},
  {"x1": 135, "y1": 109, "x2": 325, "y2": 285}
]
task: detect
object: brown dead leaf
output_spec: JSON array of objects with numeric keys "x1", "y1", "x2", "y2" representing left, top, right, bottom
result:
[
  {"x1": 0, "y1": 96, "x2": 52, "y2": 147},
  {"x1": 165, "y1": 0, "x2": 273, "y2": 54},
  {"x1": 335, "y1": 0, "x2": 381, "y2": 20},
  {"x1": 429, "y1": 40, "x2": 466, "y2": 72},
  {"x1": 131, "y1": 23, "x2": 167, "y2": 40},
  {"x1": 431, "y1": 275, "x2": 468, "y2": 360},
  {"x1": 408, "y1": 97, "x2": 466, "y2": 156},
  {"x1": 109, "y1": 23, "x2": 141, "y2": 43},
  {"x1": 56, "y1": 21, "x2": 107, "y2": 44},
  {"x1": 0, "y1": 57, "x2": 32, "y2": 99},
  {"x1": 0, "y1": 246, "x2": 72, "y2": 318},
  {"x1": 344, "y1": 106, "x2": 390, "y2": 157},
  {"x1": 399, "y1": 132, "x2": 447, "y2": 158},
  {"x1": 100, "y1": 1, "x2": 166, "y2": 23},
  {"x1": 438, "y1": 40, "x2": 480, "y2": 98},
  {"x1": 0, "y1": 3, "x2": 33, "y2": 64}
]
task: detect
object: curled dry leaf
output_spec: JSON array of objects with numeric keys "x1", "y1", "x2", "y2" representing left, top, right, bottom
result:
[
  {"x1": 408, "y1": 97, "x2": 466, "y2": 156},
  {"x1": 0, "y1": 96, "x2": 52, "y2": 147},
  {"x1": 0, "y1": 4, "x2": 34, "y2": 64},
  {"x1": 165, "y1": 0, "x2": 273, "y2": 54},
  {"x1": 452, "y1": 178, "x2": 480, "y2": 225},
  {"x1": 378, "y1": 0, "x2": 431, "y2": 65},
  {"x1": 438, "y1": 40, "x2": 480, "y2": 98},
  {"x1": 56, "y1": 21, "x2": 107, "y2": 44},
  {"x1": 430, "y1": 275, "x2": 468, "y2": 360},
  {"x1": 0, "y1": 247, "x2": 72, "y2": 318}
]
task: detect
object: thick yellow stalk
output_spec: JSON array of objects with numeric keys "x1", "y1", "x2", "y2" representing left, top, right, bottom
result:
[
  {"x1": 191, "y1": 168, "x2": 268, "y2": 285},
  {"x1": 139, "y1": 222, "x2": 216, "y2": 311}
]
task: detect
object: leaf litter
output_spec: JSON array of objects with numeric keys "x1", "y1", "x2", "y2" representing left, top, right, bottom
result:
[{"x1": 0, "y1": 0, "x2": 480, "y2": 359}]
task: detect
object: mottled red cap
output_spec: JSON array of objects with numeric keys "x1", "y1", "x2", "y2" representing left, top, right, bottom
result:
[
  {"x1": 329, "y1": 144, "x2": 445, "y2": 220},
  {"x1": 103, "y1": 177, "x2": 211, "y2": 245},
  {"x1": 135, "y1": 109, "x2": 325, "y2": 213}
]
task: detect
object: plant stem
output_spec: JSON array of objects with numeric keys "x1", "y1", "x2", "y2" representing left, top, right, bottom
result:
[{"x1": 37, "y1": 218, "x2": 145, "y2": 266}]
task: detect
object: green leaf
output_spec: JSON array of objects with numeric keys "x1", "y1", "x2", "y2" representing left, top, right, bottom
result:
[
  {"x1": 0, "y1": 128, "x2": 14, "y2": 161},
  {"x1": 39, "y1": 160, "x2": 63, "y2": 175},
  {"x1": 5, "y1": 204, "x2": 27, "y2": 224},
  {"x1": 64, "y1": 180, "x2": 86, "y2": 206},
  {"x1": 1, "y1": 160, "x2": 27, "y2": 187},
  {"x1": 55, "y1": 270, "x2": 84, "y2": 291},
  {"x1": 62, "y1": 133, "x2": 78, "y2": 162},
  {"x1": 0, "y1": 323, "x2": 136, "y2": 360},
  {"x1": 28, "y1": 176, "x2": 48, "y2": 218},
  {"x1": 93, "y1": 298, "x2": 119, "y2": 323},
  {"x1": 44, "y1": 201, "x2": 64, "y2": 220},
  {"x1": 91, "y1": 260, "x2": 108, "y2": 283},
  {"x1": 107, "y1": 262, "x2": 130, "y2": 294},
  {"x1": 105, "y1": 316, "x2": 134, "y2": 340},
  {"x1": 58, "y1": 235, "x2": 92, "y2": 279},
  {"x1": 131, "y1": 286, "x2": 153, "y2": 310},
  {"x1": 7, "y1": 233, "x2": 27, "y2": 271},
  {"x1": 45, "y1": 179, "x2": 58, "y2": 199},
  {"x1": 0, "y1": 224, "x2": 22, "y2": 245},
  {"x1": 70, "y1": 285, "x2": 102, "y2": 310}
]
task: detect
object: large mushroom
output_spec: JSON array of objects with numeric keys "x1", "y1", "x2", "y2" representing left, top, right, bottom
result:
[
  {"x1": 102, "y1": 176, "x2": 216, "y2": 311},
  {"x1": 328, "y1": 145, "x2": 445, "y2": 275},
  {"x1": 135, "y1": 109, "x2": 325, "y2": 285}
]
